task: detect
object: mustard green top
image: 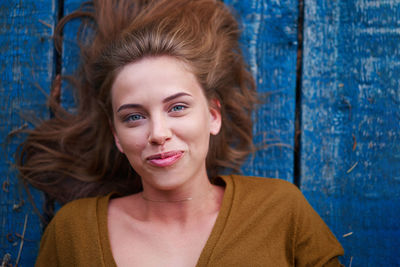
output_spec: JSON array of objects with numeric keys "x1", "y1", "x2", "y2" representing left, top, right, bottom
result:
[{"x1": 35, "y1": 175, "x2": 344, "y2": 266}]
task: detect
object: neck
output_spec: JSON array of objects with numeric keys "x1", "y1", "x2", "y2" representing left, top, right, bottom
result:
[
  {"x1": 139, "y1": 182, "x2": 224, "y2": 224},
  {"x1": 141, "y1": 183, "x2": 213, "y2": 203},
  {"x1": 141, "y1": 194, "x2": 194, "y2": 203}
]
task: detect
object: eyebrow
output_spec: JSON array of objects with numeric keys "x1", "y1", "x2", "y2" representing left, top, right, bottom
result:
[
  {"x1": 162, "y1": 92, "x2": 192, "y2": 103},
  {"x1": 117, "y1": 103, "x2": 142, "y2": 113},
  {"x1": 116, "y1": 92, "x2": 192, "y2": 113}
]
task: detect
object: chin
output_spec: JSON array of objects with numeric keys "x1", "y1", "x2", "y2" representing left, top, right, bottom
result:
[
  {"x1": 145, "y1": 178, "x2": 189, "y2": 192},
  {"x1": 140, "y1": 170, "x2": 192, "y2": 191}
]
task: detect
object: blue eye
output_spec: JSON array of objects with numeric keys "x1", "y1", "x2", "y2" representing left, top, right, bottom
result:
[
  {"x1": 170, "y1": 105, "x2": 186, "y2": 112},
  {"x1": 125, "y1": 114, "x2": 144, "y2": 122}
]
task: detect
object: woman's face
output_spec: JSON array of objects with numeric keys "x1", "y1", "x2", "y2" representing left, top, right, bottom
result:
[{"x1": 111, "y1": 56, "x2": 221, "y2": 191}]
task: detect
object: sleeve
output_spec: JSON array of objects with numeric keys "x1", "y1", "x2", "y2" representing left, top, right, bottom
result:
[
  {"x1": 291, "y1": 187, "x2": 344, "y2": 267},
  {"x1": 35, "y1": 220, "x2": 59, "y2": 267},
  {"x1": 34, "y1": 197, "x2": 106, "y2": 267}
]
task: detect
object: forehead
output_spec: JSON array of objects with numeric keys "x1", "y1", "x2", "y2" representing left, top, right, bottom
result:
[{"x1": 111, "y1": 56, "x2": 206, "y2": 108}]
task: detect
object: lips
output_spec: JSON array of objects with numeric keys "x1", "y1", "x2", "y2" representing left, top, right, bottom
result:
[{"x1": 146, "y1": 151, "x2": 184, "y2": 167}]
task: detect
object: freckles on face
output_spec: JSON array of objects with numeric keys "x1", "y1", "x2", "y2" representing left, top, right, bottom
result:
[{"x1": 110, "y1": 56, "x2": 221, "y2": 185}]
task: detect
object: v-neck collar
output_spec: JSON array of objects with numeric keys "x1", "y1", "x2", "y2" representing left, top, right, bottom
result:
[
  {"x1": 97, "y1": 175, "x2": 235, "y2": 267},
  {"x1": 195, "y1": 175, "x2": 234, "y2": 266}
]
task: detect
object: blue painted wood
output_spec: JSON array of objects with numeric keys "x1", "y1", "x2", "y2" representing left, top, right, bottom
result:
[
  {"x1": 0, "y1": 0, "x2": 57, "y2": 265},
  {"x1": 60, "y1": 0, "x2": 87, "y2": 113},
  {"x1": 4, "y1": 0, "x2": 400, "y2": 265},
  {"x1": 224, "y1": 0, "x2": 298, "y2": 182},
  {"x1": 300, "y1": 0, "x2": 400, "y2": 266}
]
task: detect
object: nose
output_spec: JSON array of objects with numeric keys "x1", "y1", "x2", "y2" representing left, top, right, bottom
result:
[{"x1": 148, "y1": 114, "x2": 172, "y2": 145}]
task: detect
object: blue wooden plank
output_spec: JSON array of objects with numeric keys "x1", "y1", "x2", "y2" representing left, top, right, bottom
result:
[
  {"x1": 300, "y1": 0, "x2": 400, "y2": 266},
  {"x1": 0, "y1": 0, "x2": 57, "y2": 265},
  {"x1": 60, "y1": 0, "x2": 87, "y2": 113},
  {"x1": 224, "y1": 0, "x2": 298, "y2": 181}
]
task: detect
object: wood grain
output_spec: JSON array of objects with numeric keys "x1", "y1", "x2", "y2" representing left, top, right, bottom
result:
[
  {"x1": 2, "y1": 0, "x2": 400, "y2": 265},
  {"x1": 224, "y1": 0, "x2": 299, "y2": 182},
  {"x1": 60, "y1": 0, "x2": 86, "y2": 112},
  {"x1": 300, "y1": 0, "x2": 400, "y2": 265},
  {"x1": 0, "y1": 0, "x2": 57, "y2": 265}
]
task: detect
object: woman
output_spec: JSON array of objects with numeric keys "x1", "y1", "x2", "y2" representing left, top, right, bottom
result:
[{"x1": 18, "y1": 0, "x2": 344, "y2": 266}]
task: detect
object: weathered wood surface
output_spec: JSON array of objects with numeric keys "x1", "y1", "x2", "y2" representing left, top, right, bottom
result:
[
  {"x1": 0, "y1": 0, "x2": 57, "y2": 266},
  {"x1": 1, "y1": 0, "x2": 400, "y2": 265},
  {"x1": 225, "y1": 0, "x2": 298, "y2": 182},
  {"x1": 60, "y1": 0, "x2": 86, "y2": 112},
  {"x1": 300, "y1": 0, "x2": 400, "y2": 266}
]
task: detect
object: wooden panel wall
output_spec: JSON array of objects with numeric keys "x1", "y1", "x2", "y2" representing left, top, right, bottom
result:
[
  {"x1": 300, "y1": 1, "x2": 400, "y2": 266},
  {"x1": 60, "y1": 0, "x2": 84, "y2": 112},
  {"x1": 225, "y1": 0, "x2": 298, "y2": 181},
  {"x1": 1, "y1": 0, "x2": 399, "y2": 266},
  {"x1": 0, "y1": 1, "x2": 57, "y2": 266}
]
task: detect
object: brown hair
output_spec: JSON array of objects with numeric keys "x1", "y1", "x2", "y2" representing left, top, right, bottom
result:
[{"x1": 18, "y1": 0, "x2": 257, "y2": 206}]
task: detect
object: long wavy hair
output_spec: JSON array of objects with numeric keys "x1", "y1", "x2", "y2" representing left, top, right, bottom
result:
[{"x1": 18, "y1": 0, "x2": 257, "y2": 207}]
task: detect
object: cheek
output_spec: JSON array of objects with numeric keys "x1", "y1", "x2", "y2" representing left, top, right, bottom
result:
[
  {"x1": 174, "y1": 112, "x2": 211, "y2": 147},
  {"x1": 116, "y1": 127, "x2": 148, "y2": 155}
]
